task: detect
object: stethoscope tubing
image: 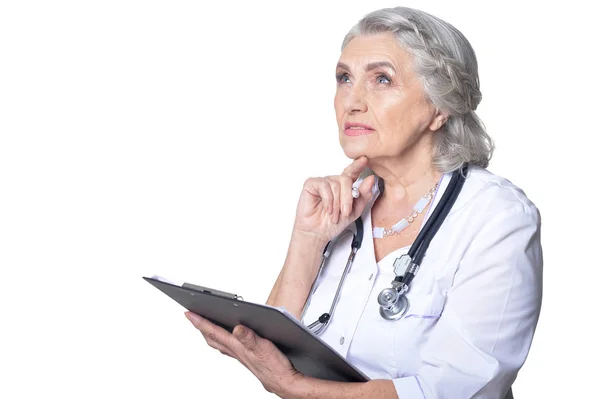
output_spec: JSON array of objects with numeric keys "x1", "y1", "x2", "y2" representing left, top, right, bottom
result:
[
  {"x1": 397, "y1": 164, "x2": 467, "y2": 288},
  {"x1": 409, "y1": 164, "x2": 467, "y2": 263},
  {"x1": 301, "y1": 218, "x2": 363, "y2": 332},
  {"x1": 302, "y1": 164, "x2": 468, "y2": 333}
]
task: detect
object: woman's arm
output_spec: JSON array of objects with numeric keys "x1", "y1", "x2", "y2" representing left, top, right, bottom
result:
[
  {"x1": 281, "y1": 376, "x2": 399, "y2": 399},
  {"x1": 266, "y1": 158, "x2": 375, "y2": 319},
  {"x1": 185, "y1": 311, "x2": 401, "y2": 399},
  {"x1": 186, "y1": 159, "x2": 380, "y2": 397},
  {"x1": 266, "y1": 231, "x2": 329, "y2": 319}
]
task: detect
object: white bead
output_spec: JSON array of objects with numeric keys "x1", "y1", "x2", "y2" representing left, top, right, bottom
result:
[
  {"x1": 392, "y1": 218, "x2": 409, "y2": 232},
  {"x1": 413, "y1": 196, "x2": 429, "y2": 213},
  {"x1": 373, "y1": 227, "x2": 384, "y2": 238}
]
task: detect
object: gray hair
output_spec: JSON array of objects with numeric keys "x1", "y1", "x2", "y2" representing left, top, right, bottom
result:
[{"x1": 342, "y1": 7, "x2": 494, "y2": 172}]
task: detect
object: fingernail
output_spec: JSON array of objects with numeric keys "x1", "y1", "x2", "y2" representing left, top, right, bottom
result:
[
  {"x1": 185, "y1": 312, "x2": 200, "y2": 324},
  {"x1": 235, "y1": 326, "x2": 247, "y2": 339}
]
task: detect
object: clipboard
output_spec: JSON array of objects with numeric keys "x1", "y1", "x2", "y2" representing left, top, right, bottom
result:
[{"x1": 143, "y1": 276, "x2": 369, "y2": 383}]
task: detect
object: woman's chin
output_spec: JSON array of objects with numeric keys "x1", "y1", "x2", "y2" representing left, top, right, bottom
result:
[{"x1": 341, "y1": 143, "x2": 370, "y2": 160}]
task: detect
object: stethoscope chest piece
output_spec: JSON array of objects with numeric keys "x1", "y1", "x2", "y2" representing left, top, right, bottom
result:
[
  {"x1": 301, "y1": 164, "x2": 469, "y2": 330},
  {"x1": 377, "y1": 287, "x2": 410, "y2": 320}
]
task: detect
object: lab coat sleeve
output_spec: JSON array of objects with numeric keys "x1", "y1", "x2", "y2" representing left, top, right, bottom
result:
[{"x1": 392, "y1": 203, "x2": 543, "y2": 399}]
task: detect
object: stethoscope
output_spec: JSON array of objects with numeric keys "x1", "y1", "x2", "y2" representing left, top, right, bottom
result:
[{"x1": 301, "y1": 163, "x2": 468, "y2": 335}]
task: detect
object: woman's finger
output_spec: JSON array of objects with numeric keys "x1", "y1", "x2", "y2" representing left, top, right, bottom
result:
[
  {"x1": 341, "y1": 156, "x2": 369, "y2": 181},
  {"x1": 185, "y1": 312, "x2": 246, "y2": 360},
  {"x1": 204, "y1": 336, "x2": 235, "y2": 358},
  {"x1": 186, "y1": 312, "x2": 240, "y2": 353},
  {"x1": 324, "y1": 177, "x2": 341, "y2": 224},
  {"x1": 199, "y1": 327, "x2": 234, "y2": 357},
  {"x1": 337, "y1": 175, "x2": 354, "y2": 218},
  {"x1": 303, "y1": 177, "x2": 334, "y2": 215}
]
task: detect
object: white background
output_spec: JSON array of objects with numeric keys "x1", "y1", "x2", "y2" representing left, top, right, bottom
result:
[{"x1": 1, "y1": 0, "x2": 598, "y2": 398}]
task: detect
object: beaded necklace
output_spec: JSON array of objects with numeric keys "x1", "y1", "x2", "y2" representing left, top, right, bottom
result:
[{"x1": 372, "y1": 183, "x2": 439, "y2": 239}]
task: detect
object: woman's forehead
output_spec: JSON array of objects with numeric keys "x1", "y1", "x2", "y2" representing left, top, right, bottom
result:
[{"x1": 337, "y1": 33, "x2": 412, "y2": 71}]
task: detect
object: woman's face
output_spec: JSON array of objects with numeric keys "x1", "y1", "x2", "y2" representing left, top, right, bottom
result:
[{"x1": 334, "y1": 32, "x2": 443, "y2": 161}]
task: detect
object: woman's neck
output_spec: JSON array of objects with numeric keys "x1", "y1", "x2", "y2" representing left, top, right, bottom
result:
[{"x1": 369, "y1": 149, "x2": 441, "y2": 206}]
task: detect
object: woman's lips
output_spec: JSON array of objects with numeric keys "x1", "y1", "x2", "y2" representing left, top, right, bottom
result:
[
  {"x1": 344, "y1": 122, "x2": 375, "y2": 136},
  {"x1": 344, "y1": 127, "x2": 375, "y2": 136}
]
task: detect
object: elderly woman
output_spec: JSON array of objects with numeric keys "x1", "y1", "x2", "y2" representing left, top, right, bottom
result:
[{"x1": 184, "y1": 6, "x2": 542, "y2": 399}]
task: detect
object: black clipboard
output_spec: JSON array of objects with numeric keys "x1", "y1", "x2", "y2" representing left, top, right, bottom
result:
[{"x1": 143, "y1": 276, "x2": 369, "y2": 382}]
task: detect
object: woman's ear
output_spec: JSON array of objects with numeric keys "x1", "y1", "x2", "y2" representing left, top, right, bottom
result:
[{"x1": 429, "y1": 109, "x2": 449, "y2": 132}]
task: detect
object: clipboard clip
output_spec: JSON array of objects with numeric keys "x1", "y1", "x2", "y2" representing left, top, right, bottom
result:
[{"x1": 182, "y1": 282, "x2": 244, "y2": 301}]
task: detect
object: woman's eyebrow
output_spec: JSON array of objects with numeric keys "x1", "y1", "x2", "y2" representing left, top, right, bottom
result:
[
  {"x1": 365, "y1": 61, "x2": 397, "y2": 73},
  {"x1": 336, "y1": 61, "x2": 397, "y2": 73}
]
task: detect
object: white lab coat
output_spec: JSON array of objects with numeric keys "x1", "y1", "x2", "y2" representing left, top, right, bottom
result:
[{"x1": 301, "y1": 165, "x2": 542, "y2": 399}]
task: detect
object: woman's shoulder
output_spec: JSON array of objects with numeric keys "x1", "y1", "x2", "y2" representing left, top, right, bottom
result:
[{"x1": 455, "y1": 165, "x2": 541, "y2": 222}]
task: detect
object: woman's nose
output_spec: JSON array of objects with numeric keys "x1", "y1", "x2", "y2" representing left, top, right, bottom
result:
[{"x1": 345, "y1": 83, "x2": 368, "y2": 114}]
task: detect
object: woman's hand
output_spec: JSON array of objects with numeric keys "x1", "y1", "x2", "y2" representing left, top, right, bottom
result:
[
  {"x1": 293, "y1": 156, "x2": 376, "y2": 243},
  {"x1": 185, "y1": 312, "x2": 302, "y2": 396}
]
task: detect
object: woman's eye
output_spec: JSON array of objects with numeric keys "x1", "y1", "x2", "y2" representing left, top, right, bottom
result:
[
  {"x1": 376, "y1": 74, "x2": 391, "y2": 84},
  {"x1": 336, "y1": 73, "x2": 350, "y2": 84}
]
